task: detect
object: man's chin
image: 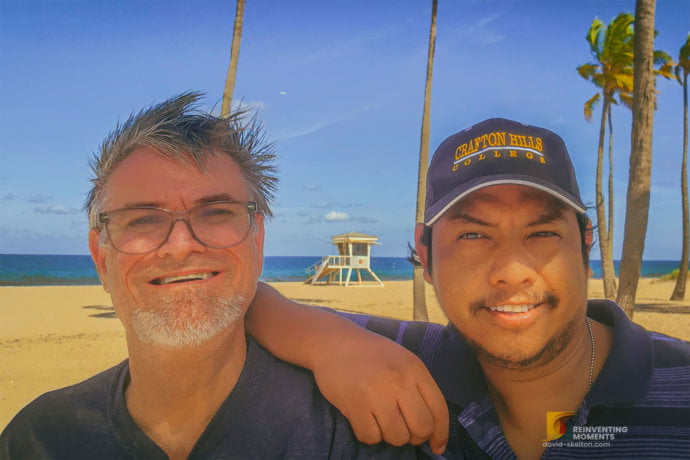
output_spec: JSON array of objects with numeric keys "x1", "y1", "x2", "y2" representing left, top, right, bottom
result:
[
  {"x1": 130, "y1": 294, "x2": 246, "y2": 348},
  {"x1": 472, "y1": 346, "x2": 551, "y2": 370},
  {"x1": 467, "y1": 320, "x2": 577, "y2": 371}
]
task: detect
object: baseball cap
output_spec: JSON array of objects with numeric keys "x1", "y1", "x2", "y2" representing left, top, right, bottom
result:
[{"x1": 424, "y1": 117, "x2": 586, "y2": 225}]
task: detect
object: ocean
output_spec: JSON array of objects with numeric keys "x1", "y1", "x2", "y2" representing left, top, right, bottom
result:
[
  {"x1": 0, "y1": 254, "x2": 414, "y2": 286},
  {"x1": 0, "y1": 253, "x2": 684, "y2": 286}
]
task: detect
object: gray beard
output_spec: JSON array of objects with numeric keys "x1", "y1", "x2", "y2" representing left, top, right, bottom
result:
[{"x1": 130, "y1": 290, "x2": 246, "y2": 348}]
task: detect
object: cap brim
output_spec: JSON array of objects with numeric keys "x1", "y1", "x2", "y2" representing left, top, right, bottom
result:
[{"x1": 424, "y1": 177, "x2": 587, "y2": 225}]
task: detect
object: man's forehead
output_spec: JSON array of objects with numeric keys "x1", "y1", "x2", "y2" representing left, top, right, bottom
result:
[
  {"x1": 442, "y1": 185, "x2": 568, "y2": 219},
  {"x1": 103, "y1": 147, "x2": 248, "y2": 205}
]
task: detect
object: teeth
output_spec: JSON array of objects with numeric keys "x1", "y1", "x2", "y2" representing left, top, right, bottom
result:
[
  {"x1": 489, "y1": 304, "x2": 535, "y2": 313},
  {"x1": 155, "y1": 272, "x2": 216, "y2": 285}
]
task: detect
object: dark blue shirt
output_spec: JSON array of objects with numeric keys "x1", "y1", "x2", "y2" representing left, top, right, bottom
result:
[
  {"x1": 1, "y1": 337, "x2": 415, "y2": 459},
  {"x1": 343, "y1": 300, "x2": 690, "y2": 459}
]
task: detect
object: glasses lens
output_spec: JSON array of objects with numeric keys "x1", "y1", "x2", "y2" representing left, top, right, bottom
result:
[
  {"x1": 190, "y1": 202, "x2": 251, "y2": 248},
  {"x1": 106, "y1": 208, "x2": 172, "y2": 254},
  {"x1": 103, "y1": 202, "x2": 253, "y2": 254}
]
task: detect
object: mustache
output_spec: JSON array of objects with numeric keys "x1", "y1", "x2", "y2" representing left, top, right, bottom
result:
[{"x1": 469, "y1": 291, "x2": 559, "y2": 316}]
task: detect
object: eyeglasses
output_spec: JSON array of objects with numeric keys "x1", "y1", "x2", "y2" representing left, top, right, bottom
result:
[{"x1": 98, "y1": 201, "x2": 257, "y2": 254}]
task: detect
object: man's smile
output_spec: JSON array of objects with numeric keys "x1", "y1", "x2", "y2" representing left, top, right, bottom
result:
[
  {"x1": 487, "y1": 304, "x2": 538, "y2": 313},
  {"x1": 470, "y1": 293, "x2": 560, "y2": 328},
  {"x1": 149, "y1": 270, "x2": 222, "y2": 286}
]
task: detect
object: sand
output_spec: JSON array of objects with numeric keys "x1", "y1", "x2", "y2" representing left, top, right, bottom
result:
[{"x1": 1, "y1": 279, "x2": 688, "y2": 430}]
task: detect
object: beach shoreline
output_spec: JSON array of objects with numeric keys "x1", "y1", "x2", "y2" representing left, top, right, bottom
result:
[{"x1": 1, "y1": 279, "x2": 688, "y2": 431}]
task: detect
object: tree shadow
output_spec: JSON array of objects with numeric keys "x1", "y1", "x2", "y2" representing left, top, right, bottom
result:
[
  {"x1": 635, "y1": 303, "x2": 690, "y2": 315},
  {"x1": 290, "y1": 297, "x2": 338, "y2": 305},
  {"x1": 83, "y1": 305, "x2": 117, "y2": 319}
]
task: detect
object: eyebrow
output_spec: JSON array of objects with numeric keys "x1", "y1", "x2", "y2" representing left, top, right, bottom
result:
[
  {"x1": 526, "y1": 207, "x2": 567, "y2": 227},
  {"x1": 448, "y1": 212, "x2": 493, "y2": 226},
  {"x1": 447, "y1": 205, "x2": 567, "y2": 227},
  {"x1": 119, "y1": 193, "x2": 240, "y2": 210},
  {"x1": 193, "y1": 193, "x2": 240, "y2": 206},
  {"x1": 120, "y1": 201, "x2": 164, "y2": 209}
]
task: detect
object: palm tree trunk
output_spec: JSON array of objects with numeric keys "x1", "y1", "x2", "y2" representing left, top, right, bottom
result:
[
  {"x1": 617, "y1": 0, "x2": 657, "y2": 317},
  {"x1": 221, "y1": 0, "x2": 246, "y2": 118},
  {"x1": 607, "y1": 104, "x2": 615, "y2": 253},
  {"x1": 671, "y1": 72, "x2": 689, "y2": 300},
  {"x1": 413, "y1": 0, "x2": 437, "y2": 321},
  {"x1": 597, "y1": 97, "x2": 618, "y2": 299}
]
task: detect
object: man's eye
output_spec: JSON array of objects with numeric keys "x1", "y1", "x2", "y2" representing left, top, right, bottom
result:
[
  {"x1": 530, "y1": 231, "x2": 560, "y2": 238},
  {"x1": 202, "y1": 208, "x2": 234, "y2": 217},
  {"x1": 126, "y1": 214, "x2": 166, "y2": 228},
  {"x1": 458, "y1": 232, "x2": 485, "y2": 240}
]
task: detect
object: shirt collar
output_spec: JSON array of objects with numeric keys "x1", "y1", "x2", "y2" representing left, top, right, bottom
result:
[{"x1": 585, "y1": 299, "x2": 653, "y2": 406}]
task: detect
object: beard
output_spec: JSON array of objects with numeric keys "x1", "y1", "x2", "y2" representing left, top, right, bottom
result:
[
  {"x1": 130, "y1": 288, "x2": 246, "y2": 348},
  {"x1": 464, "y1": 291, "x2": 578, "y2": 370}
]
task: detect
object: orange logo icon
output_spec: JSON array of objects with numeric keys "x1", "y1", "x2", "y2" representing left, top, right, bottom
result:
[{"x1": 545, "y1": 411, "x2": 575, "y2": 441}]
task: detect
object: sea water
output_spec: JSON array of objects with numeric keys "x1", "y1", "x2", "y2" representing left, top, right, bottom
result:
[
  {"x1": 0, "y1": 254, "x2": 414, "y2": 286},
  {"x1": 0, "y1": 253, "x2": 684, "y2": 286}
]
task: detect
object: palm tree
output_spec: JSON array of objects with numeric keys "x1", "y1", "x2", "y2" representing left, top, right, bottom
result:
[
  {"x1": 413, "y1": 0, "x2": 438, "y2": 322},
  {"x1": 577, "y1": 13, "x2": 635, "y2": 300},
  {"x1": 616, "y1": 0, "x2": 659, "y2": 317},
  {"x1": 221, "y1": 0, "x2": 246, "y2": 118},
  {"x1": 671, "y1": 34, "x2": 690, "y2": 301}
]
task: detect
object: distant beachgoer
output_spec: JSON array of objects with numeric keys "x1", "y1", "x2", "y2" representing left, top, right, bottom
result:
[
  {"x1": 248, "y1": 118, "x2": 690, "y2": 458},
  {"x1": 0, "y1": 92, "x2": 448, "y2": 458}
]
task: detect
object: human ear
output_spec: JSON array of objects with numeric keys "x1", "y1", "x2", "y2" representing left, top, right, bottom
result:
[
  {"x1": 585, "y1": 218, "x2": 594, "y2": 278},
  {"x1": 414, "y1": 223, "x2": 432, "y2": 283},
  {"x1": 252, "y1": 214, "x2": 266, "y2": 276},
  {"x1": 89, "y1": 229, "x2": 110, "y2": 293},
  {"x1": 585, "y1": 217, "x2": 594, "y2": 250}
]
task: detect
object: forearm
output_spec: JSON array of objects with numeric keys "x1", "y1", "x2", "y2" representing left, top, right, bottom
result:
[
  {"x1": 246, "y1": 282, "x2": 376, "y2": 369},
  {"x1": 246, "y1": 282, "x2": 449, "y2": 453}
]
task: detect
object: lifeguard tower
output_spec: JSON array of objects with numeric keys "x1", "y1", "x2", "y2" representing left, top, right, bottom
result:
[{"x1": 305, "y1": 232, "x2": 384, "y2": 286}]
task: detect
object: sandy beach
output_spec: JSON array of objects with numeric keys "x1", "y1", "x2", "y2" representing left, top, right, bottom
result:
[{"x1": 2, "y1": 279, "x2": 688, "y2": 430}]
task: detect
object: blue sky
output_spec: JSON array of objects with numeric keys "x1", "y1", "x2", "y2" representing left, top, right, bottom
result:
[{"x1": 0, "y1": 0, "x2": 688, "y2": 258}]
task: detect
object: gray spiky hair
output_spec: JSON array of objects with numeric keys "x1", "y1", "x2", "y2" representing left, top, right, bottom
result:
[{"x1": 85, "y1": 91, "x2": 278, "y2": 228}]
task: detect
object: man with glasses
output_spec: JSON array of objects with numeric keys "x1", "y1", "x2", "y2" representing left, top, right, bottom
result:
[{"x1": 0, "y1": 92, "x2": 430, "y2": 458}]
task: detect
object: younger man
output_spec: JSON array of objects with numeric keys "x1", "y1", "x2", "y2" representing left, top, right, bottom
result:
[{"x1": 250, "y1": 118, "x2": 690, "y2": 459}]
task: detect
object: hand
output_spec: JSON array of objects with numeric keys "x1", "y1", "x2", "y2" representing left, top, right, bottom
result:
[{"x1": 311, "y1": 328, "x2": 448, "y2": 454}]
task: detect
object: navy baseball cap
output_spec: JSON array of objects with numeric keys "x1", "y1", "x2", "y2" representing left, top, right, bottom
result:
[{"x1": 424, "y1": 118, "x2": 586, "y2": 225}]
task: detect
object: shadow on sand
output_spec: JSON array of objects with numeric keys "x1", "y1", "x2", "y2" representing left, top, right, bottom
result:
[
  {"x1": 83, "y1": 305, "x2": 117, "y2": 319},
  {"x1": 635, "y1": 303, "x2": 690, "y2": 315}
]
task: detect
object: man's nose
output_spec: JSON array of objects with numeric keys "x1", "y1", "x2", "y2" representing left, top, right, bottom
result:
[
  {"x1": 156, "y1": 219, "x2": 207, "y2": 260},
  {"x1": 487, "y1": 242, "x2": 537, "y2": 288}
]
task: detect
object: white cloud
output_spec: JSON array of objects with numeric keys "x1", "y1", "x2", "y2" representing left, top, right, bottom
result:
[
  {"x1": 34, "y1": 204, "x2": 80, "y2": 215},
  {"x1": 27, "y1": 194, "x2": 52, "y2": 204},
  {"x1": 325, "y1": 211, "x2": 350, "y2": 222},
  {"x1": 352, "y1": 216, "x2": 378, "y2": 224},
  {"x1": 229, "y1": 100, "x2": 267, "y2": 113},
  {"x1": 277, "y1": 101, "x2": 382, "y2": 141},
  {"x1": 456, "y1": 13, "x2": 505, "y2": 45},
  {"x1": 279, "y1": 91, "x2": 287, "y2": 95}
]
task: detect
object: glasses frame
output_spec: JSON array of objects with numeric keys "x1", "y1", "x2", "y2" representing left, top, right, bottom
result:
[{"x1": 98, "y1": 200, "x2": 258, "y2": 254}]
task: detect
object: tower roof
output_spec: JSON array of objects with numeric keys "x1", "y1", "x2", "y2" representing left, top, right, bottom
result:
[{"x1": 330, "y1": 231, "x2": 380, "y2": 244}]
